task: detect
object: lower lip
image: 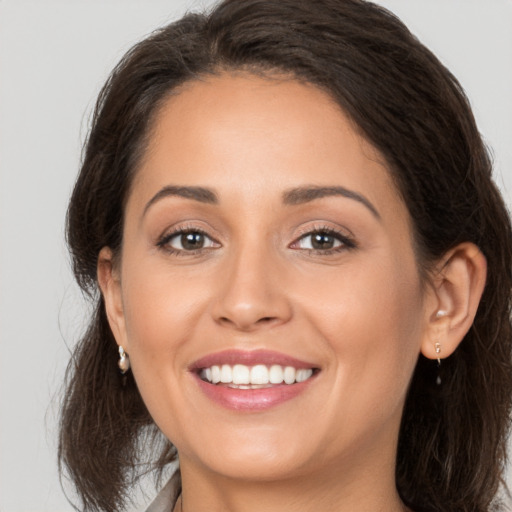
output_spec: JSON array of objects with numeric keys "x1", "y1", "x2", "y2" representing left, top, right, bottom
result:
[{"x1": 193, "y1": 374, "x2": 316, "y2": 411}]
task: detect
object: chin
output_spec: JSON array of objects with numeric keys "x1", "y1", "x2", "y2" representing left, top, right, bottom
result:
[{"x1": 169, "y1": 418, "x2": 321, "y2": 482}]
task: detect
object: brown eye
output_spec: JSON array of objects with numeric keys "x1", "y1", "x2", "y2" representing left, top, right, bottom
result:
[
  {"x1": 160, "y1": 230, "x2": 218, "y2": 252},
  {"x1": 295, "y1": 231, "x2": 343, "y2": 251},
  {"x1": 310, "y1": 233, "x2": 337, "y2": 250},
  {"x1": 181, "y1": 232, "x2": 205, "y2": 250}
]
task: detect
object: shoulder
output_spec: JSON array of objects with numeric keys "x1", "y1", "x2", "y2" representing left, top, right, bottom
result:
[{"x1": 145, "y1": 471, "x2": 181, "y2": 512}]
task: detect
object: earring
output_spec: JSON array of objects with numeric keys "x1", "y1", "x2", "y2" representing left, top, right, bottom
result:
[
  {"x1": 118, "y1": 346, "x2": 130, "y2": 374},
  {"x1": 435, "y1": 342, "x2": 441, "y2": 365},
  {"x1": 434, "y1": 342, "x2": 442, "y2": 385}
]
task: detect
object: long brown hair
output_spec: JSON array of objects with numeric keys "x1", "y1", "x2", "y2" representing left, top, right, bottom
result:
[{"x1": 60, "y1": 1, "x2": 512, "y2": 510}]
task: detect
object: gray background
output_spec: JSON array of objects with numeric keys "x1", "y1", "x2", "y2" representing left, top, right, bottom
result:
[{"x1": 1, "y1": 1, "x2": 511, "y2": 510}]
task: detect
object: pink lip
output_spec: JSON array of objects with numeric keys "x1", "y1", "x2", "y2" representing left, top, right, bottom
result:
[
  {"x1": 189, "y1": 349, "x2": 319, "y2": 412},
  {"x1": 190, "y1": 349, "x2": 317, "y2": 370}
]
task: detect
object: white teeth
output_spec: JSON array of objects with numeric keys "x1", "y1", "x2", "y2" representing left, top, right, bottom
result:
[
  {"x1": 250, "y1": 365, "x2": 269, "y2": 384},
  {"x1": 269, "y1": 364, "x2": 284, "y2": 384},
  {"x1": 296, "y1": 368, "x2": 313, "y2": 382},
  {"x1": 199, "y1": 363, "x2": 314, "y2": 386},
  {"x1": 211, "y1": 365, "x2": 221, "y2": 384},
  {"x1": 232, "y1": 364, "x2": 250, "y2": 385},
  {"x1": 220, "y1": 364, "x2": 232, "y2": 383},
  {"x1": 283, "y1": 366, "x2": 296, "y2": 384}
]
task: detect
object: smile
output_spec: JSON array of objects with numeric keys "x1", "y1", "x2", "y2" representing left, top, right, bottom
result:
[
  {"x1": 199, "y1": 364, "x2": 314, "y2": 387},
  {"x1": 191, "y1": 350, "x2": 320, "y2": 411}
]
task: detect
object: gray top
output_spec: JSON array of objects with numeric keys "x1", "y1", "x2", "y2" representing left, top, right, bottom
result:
[{"x1": 145, "y1": 472, "x2": 181, "y2": 512}]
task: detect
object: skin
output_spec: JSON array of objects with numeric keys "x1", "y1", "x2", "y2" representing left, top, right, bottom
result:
[{"x1": 98, "y1": 74, "x2": 487, "y2": 512}]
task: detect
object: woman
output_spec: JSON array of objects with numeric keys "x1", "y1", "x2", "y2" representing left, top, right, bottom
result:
[{"x1": 59, "y1": 0, "x2": 512, "y2": 511}]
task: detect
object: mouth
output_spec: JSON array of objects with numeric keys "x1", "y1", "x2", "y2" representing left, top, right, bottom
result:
[
  {"x1": 190, "y1": 350, "x2": 320, "y2": 411},
  {"x1": 198, "y1": 364, "x2": 315, "y2": 388}
]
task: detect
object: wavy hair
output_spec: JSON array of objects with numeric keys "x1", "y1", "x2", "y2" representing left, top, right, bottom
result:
[{"x1": 60, "y1": 1, "x2": 512, "y2": 510}]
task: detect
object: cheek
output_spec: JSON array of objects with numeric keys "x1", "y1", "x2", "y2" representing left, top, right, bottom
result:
[
  {"x1": 121, "y1": 256, "x2": 210, "y2": 341},
  {"x1": 118, "y1": 266, "x2": 211, "y2": 441},
  {"x1": 300, "y1": 255, "x2": 424, "y2": 399},
  {"x1": 117, "y1": 259, "x2": 208, "y2": 394}
]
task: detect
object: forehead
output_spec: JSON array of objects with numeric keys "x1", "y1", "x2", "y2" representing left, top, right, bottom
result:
[{"x1": 130, "y1": 73, "x2": 402, "y2": 218}]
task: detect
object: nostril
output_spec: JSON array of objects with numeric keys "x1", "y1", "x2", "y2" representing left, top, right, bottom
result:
[
  {"x1": 217, "y1": 315, "x2": 280, "y2": 330},
  {"x1": 257, "y1": 316, "x2": 277, "y2": 324}
]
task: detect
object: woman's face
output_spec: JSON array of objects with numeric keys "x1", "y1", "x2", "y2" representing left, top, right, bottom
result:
[{"x1": 105, "y1": 74, "x2": 436, "y2": 482}]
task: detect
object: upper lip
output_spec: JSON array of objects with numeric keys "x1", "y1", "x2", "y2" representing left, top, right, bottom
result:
[{"x1": 190, "y1": 349, "x2": 319, "y2": 371}]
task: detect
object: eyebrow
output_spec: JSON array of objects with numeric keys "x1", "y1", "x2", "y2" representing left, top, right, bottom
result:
[
  {"x1": 143, "y1": 185, "x2": 218, "y2": 216},
  {"x1": 143, "y1": 184, "x2": 380, "y2": 220},
  {"x1": 282, "y1": 186, "x2": 380, "y2": 219}
]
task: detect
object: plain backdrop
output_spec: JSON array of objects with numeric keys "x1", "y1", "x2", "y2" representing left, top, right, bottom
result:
[{"x1": 1, "y1": 1, "x2": 511, "y2": 511}]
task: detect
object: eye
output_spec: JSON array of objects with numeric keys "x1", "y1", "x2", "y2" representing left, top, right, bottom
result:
[
  {"x1": 158, "y1": 229, "x2": 219, "y2": 253},
  {"x1": 297, "y1": 232, "x2": 341, "y2": 250},
  {"x1": 291, "y1": 228, "x2": 355, "y2": 253}
]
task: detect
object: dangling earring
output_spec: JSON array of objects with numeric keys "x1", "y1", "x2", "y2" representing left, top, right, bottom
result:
[
  {"x1": 118, "y1": 346, "x2": 131, "y2": 374},
  {"x1": 435, "y1": 342, "x2": 442, "y2": 385},
  {"x1": 434, "y1": 311, "x2": 446, "y2": 386}
]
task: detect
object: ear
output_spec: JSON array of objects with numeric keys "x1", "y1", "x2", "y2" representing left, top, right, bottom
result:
[
  {"x1": 97, "y1": 247, "x2": 128, "y2": 350},
  {"x1": 421, "y1": 242, "x2": 487, "y2": 360}
]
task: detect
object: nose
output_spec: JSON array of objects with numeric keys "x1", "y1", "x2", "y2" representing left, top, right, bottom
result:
[{"x1": 211, "y1": 244, "x2": 293, "y2": 332}]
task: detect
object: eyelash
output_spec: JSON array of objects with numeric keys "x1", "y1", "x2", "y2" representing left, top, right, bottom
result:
[
  {"x1": 156, "y1": 226, "x2": 218, "y2": 256},
  {"x1": 290, "y1": 226, "x2": 356, "y2": 254},
  {"x1": 156, "y1": 225, "x2": 356, "y2": 256}
]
